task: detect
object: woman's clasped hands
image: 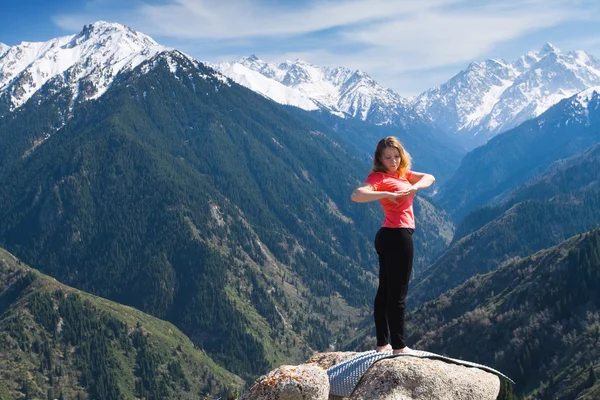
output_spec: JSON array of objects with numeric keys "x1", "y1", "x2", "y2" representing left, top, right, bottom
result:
[{"x1": 386, "y1": 187, "x2": 416, "y2": 203}]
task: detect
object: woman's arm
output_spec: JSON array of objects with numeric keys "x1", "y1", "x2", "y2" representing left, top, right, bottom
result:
[
  {"x1": 351, "y1": 182, "x2": 399, "y2": 203},
  {"x1": 407, "y1": 171, "x2": 435, "y2": 191}
]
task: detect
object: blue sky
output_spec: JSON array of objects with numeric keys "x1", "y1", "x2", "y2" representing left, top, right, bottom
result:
[{"x1": 2, "y1": 0, "x2": 600, "y2": 96}]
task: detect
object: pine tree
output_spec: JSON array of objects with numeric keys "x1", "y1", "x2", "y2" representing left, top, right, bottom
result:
[
  {"x1": 589, "y1": 365, "x2": 598, "y2": 387},
  {"x1": 497, "y1": 378, "x2": 518, "y2": 400}
]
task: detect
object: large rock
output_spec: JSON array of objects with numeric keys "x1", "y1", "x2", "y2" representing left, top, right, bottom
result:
[
  {"x1": 349, "y1": 357, "x2": 500, "y2": 400},
  {"x1": 239, "y1": 364, "x2": 329, "y2": 400},
  {"x1": 239, "y1": 352, "x2": 501, "y2": 400}
]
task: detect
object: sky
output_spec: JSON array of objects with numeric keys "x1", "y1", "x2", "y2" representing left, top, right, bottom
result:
[{"x1": 2, "y1": 0, "x2": 600, "y2": 97}]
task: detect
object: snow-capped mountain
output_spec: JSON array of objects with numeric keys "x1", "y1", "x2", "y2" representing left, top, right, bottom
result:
[
  {"x1": 572, "y1": 85, "x2": 600, "y2": 113},
  {"x1": 5, "y1": 21, "x2": 598, "y2": 155},
  {"x1": 213, "y1": 55, "x2": 414, "y2": 126},
  {"x1": 214, "y1": 59, "x2": 321, "y2": 112},
  {"x1": 0, "y1": 43, "x2": 9, "y2": 58},
  {"x1": 436, "y1": 85, "x2": 600, "y2": 219},
  {"x1": 415, "y1": 43, "x2": 600, "y2": 148},
  {"x1": 0, "y1": 21, "x2": 167, "y2": 112}
]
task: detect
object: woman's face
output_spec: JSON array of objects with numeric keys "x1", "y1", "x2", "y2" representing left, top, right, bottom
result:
[{"x1": 381, "y1": 147, "x2": 401, "y2": 174}]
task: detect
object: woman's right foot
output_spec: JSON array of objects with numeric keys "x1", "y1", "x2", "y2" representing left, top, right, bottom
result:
[{"x1": 376, "y1": 344, "x2": 392, "y2": 352}]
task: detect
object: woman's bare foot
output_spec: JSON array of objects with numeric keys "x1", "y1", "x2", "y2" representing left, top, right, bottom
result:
[
  {"x1": 392, "y1": 346, "x2": 418, "y2": 355},
  {"x1": 376, "y1": 344, "x2": 392, "y2": 352}
]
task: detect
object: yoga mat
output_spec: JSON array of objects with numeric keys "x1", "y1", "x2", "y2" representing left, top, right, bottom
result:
[{"x1": 327, "y1": 350, "x2": 514, "y2": 398}]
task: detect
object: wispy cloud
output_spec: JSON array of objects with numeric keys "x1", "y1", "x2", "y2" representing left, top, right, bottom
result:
[
  {"x1": 334, "y1": 1, "x2": 578, "y2": 73},
  {"x1": 52, "y1": 0, "x2": 600, "y2": 95},
  {"x1": 135, "y1": 0, "x2": 461, "y2": 39}
]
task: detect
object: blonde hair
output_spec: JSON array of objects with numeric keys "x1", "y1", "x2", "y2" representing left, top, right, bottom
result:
[{"x1": 372, "y1": 136, "x2": 412, "y2": 176}]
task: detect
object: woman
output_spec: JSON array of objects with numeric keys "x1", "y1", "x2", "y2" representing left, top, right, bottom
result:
[{"x1": 351, "y1": 136, "x2": 435, "y2": 354}]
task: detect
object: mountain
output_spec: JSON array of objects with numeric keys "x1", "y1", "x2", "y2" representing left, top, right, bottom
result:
[
  {"x1": 414, "y1": 43, "x2": 600, "y2": 148},
  {"x1": 212, "y1": 57, "x2": 321, "y2": 112},
  {"x1": 0, "y1": 247, "x2": 244, "y2": 400},
  {"x1": 0, "y1": 21, "x2": 166, "y2": 116},
  {"x1": 0, "y1": 20, "x2": 463, "y2": 185},
  {"x1": 213, "y1": 55, "x2": 422, "y2": 127},
  {"x1": 407, "y1": 226, "x2": 600, "y2": 399},
  {"x1": 409, "y1": 139, "x2": 600, "y2": 307},
  {"x1": 0, "y1": 43, "x2": 8, "y2": 57},
  {"x1": 217, "y1": 45, "x2": 600, "y2": 162},
  {"x1": 436, "y1": 86, "x2": 600, "y2": 220},
  {"x1": 453, "y1": 142, "x2": 600, "y2": 243}
]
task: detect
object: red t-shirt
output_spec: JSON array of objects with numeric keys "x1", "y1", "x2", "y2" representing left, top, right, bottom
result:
[{"x1": 365, "y1": 171, "x2": 415, "y2": 229}]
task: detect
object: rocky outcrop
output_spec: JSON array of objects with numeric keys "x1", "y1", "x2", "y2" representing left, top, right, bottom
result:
[
  {"x1": 239, "y1": 364, "x2": 329, "y2": 400},
  {"x1": 239, "y1": 352, "x2": 501, "y2": 400}
]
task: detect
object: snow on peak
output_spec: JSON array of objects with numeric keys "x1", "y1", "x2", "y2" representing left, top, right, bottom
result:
[
  {"x1": 214, "y1": 55, "x2": 410, "y2": 124},
  {"x1": 210, "y1": 60, "x2": 317, "y2": 110},
  {"x1": 0, "y1": 43, "x2": 9, "y2": 58},
  {"x1": 574, "y1": 86, "x2": 600, "y2": 108},
  {"x1": 539, "y1": 42, "x2": 560, "y2": 57},
  {"x1": 554, "y1": 86, "x2": 600, "y2": 127},
  {"x1": 0, "y1": 21, "x2": 168, "y2": 110},
  {"x1": 413, "y1": 43, "x2": 600, "y2": 147}
]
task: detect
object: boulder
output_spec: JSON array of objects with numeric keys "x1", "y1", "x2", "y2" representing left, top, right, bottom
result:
[
  {"x1": 239, "y1": 364, "x2": 329, "y2": 400},
  {"x1": 348, "y1": 356, "x2": 500, "y2": 400},
  {"x1": 239, "y1": 352, "x2": 501, "y2": 400}
]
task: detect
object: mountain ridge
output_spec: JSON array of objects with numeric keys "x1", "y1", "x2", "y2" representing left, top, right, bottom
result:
[
  {"x1": 415, "y1": 43, "x2": 600, "y2": 148},
  {"x1": 407, "y1": 226, "x2": 600, "y2": 399},
  {"x1": 213, "y1": 54, "x2": 414, "y2": 127},
  {"x1": 436, "y1": 86, "x2": 600, "y2": 220},
  {"x1": 0, "y1": 21, "x2": 167, "y2": 114},
  {"x1": 410, "y1": 136, "x2": 600, "y2": 307},
  {"x1": 0, "y1": 246, "x2": 244, "y2": 400},
  {"x1": 4, "y1": 22, "x2": 600, "y2": 155}
]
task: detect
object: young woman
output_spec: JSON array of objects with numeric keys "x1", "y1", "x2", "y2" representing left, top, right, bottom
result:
[{"x1": 351, "y1": 136, "x2": 435, "y2": 354}]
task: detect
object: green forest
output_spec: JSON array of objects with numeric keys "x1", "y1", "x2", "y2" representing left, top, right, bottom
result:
[
  {"x1": 407, "y1": 227, "x2": 600, "y2": 400},
  {"x1": 0, "y1": 248, "x2": 243, "y2": 399}
]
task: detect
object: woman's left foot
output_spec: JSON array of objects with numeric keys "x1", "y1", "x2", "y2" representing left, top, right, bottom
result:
[{"x1": 392, "y1": 346, "x2": 418, "y2": 355}]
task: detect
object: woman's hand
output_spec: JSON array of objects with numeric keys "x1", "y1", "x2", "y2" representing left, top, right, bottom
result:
[
  {"x1": 386, "y1": 187, "x2": 416, "y2": 203},
  {"x1": 396, "y1": 187, "x2": 417, "y2": 198}
]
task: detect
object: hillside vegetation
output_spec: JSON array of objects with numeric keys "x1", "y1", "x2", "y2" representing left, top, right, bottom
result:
[
  {"x1": 408, "y1": 227, "x2": 600, "y2": 399},
  {"x1": 0, "y1": 247, "x2": 243, "y2": 400}
]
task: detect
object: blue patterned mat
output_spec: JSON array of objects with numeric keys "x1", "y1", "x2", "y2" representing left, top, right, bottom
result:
[{"x1": 326, "y1": 350, "x2": 513, "y2": 398}]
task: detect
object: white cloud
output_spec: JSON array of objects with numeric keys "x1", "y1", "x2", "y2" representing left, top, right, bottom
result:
[
  {"x1": 53, "y1": 0, "x2": 461, "y2": 38},
  {"x1": 338, "y1": 4, "x2": 575, "y2": 72},
  {"x1": 134, "y1": 0, "x2": 460, "y2": 39}
]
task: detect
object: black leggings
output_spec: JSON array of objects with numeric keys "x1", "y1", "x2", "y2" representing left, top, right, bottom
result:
[{"x1": 374, "y1": 227, "x2": 414, "y2": 349}]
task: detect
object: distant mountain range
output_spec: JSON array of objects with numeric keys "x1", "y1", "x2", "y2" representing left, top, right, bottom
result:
[
  {"x1": 4, "y1": 22, "x2": 598, "y2": 156},
  {"x1": 214, "y1": 44, "x2": 600, "y2": 149},
  {"x1": 213, "y1": 55, "x2": 415, "y2": 127},
  {"x1": 436, "y1": 86, "x2": 600, "y2": 220},
  {"x1": 414, "y1": 43, "x2": 600, "y2": 148},
  {"x1": 0, "y1": 21, "x2": 464, "y2": 184}
]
